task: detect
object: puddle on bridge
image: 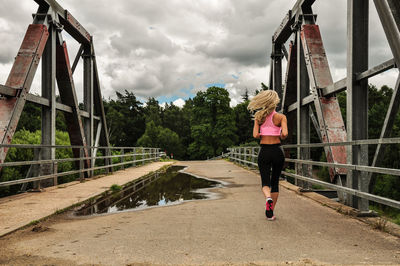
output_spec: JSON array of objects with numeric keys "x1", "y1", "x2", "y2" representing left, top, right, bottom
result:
[{"x1": 74, "y1": 166, "x2": 224, "y2": 216}]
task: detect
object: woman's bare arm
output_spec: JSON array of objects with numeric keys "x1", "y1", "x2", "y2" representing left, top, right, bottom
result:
[
  {"x1": 253, "y1": 120, "x2": 260, "y2": 139},
  {"x1": 280, "y1": 115, "x2": 288, "y2": 139}
]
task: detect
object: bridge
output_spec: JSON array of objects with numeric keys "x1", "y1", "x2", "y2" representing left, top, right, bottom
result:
[
  {"x1": 0, "y1": 160, "x2": 399, "y2": 265},
  {"x1": 0, "y1": 0, "x2": 400, "y2": 264}
]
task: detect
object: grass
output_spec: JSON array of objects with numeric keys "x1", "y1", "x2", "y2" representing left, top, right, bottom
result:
[
  {"x1": 370, "y1": 205, "x2": 400, "y2": 226},
  {"x1": 372, "y1": 218, "x2": 388, "y2": 231},
  {"x1": 28, "y1": 220, "x2": 40, "y2": 226},
  {"x1": 110, "y1": 184, "x2": 122, "y2": 193},
  {"x1": 311, "y1": 184, "x2": 326, "y2": 190}
]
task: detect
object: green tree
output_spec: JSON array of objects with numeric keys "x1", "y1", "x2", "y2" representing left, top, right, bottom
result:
[
  {"x1": 17, "y1": 102, "x2": 41, "y2": 132},
  {"x1": 0, "y1": 130, "x2": 74, "y2": 197},
  {"x1": 144, "y1": 97, "x2": 162, "y2": 126},
  {"x1": 233, "y1": 100, "x2": 253, "y2": 145},
  {"x1": 162, "y1": 102, "x2": 191, "y2": 157},
  {"x1": 158, "y1": 127, "x2": 184, "y2": 158},
  {"x1": 138, "y1": 121, "x2": 184, "y2": 159},
  {"x1": 104, "y1": 90, "x2": 145, "y2": 146},
  {"x1": 188, "y1": 86, "x2": 237, "y2": 159}
]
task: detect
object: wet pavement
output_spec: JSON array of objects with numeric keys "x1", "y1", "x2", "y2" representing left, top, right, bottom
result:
[{"x1": 75, "y1": 166, "x2": 223, "y2": 216}]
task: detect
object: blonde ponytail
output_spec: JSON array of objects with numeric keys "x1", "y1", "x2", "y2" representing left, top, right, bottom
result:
[{"x1": 247, "y1": 90, "x2": 280, "y2": 124}]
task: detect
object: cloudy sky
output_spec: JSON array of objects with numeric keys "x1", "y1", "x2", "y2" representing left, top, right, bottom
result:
[{"x1": 0, "y1": 0, "x2": 398, "y2": 107}]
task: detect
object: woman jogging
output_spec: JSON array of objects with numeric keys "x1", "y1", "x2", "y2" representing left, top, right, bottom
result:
[{"x1": 248, "y1": 90, "x2": 288, "y2": 221}]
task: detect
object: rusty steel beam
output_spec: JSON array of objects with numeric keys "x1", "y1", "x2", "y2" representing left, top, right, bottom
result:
[
  {"x1": 56, "y1": 40, "x2": 90, "y2": 171},
  {"x1": 322, "y1": 78, "x2": 347, "y2": 96},
  {"x1": 92, "y1": 46, "x2": 111, "y2": 148},
  {"x1": 92, "y1": 44, "x2": 112, "y2": 172},
  {"x1": 297, "y1": 30, "x2": 311, "y2": 188},
  {"x1": 374, "y1": 0, "x2": 400, "y2": 67},
  {"x1": 71, "y1": 44, "x2": 83, "y2": 74},
  {"x1": 33, "y1": 0, "x2": 91, "y2": 44},
  {"x1": 0, "y1": 85, "x2": 19, "y2": 97},
  {"x1": 347, "y1": 0, "x2": 369, "y2": 211},
  {"x1": 25, "y1": 93, "x2": 100, "y2": 120},
  {"x1": 272, "y1": 43, "x2": 283, "y2": 110},
  {"x1": 281, "y1": 41, "x2": 297, "y2": 112},
  {"x1": 0, "y1": 24, "x2": 49, "y2": 164},
  {"x1": 287, "y1": 95, "x2": 314, "y2": 113},
  {"x1": 40, "y1": 22, "x2": 56, "y2": 186},
  {"x1": 356, "y1": 58, "x2": 396, "y2": 81},
  {"x1": 322, "y1": 58, "x2": 396, "y2": 96},
  {"x1": 273, "y1": 0, "x2": 316, "y2": 44},
  {"x1": 370, "y1": 74, "x2": 400, "y2": 175},
  {"x1": 300, "y1": 24, "x2": 347, "y2": 180},
  {"x1": 83, "y1": 43, "x2": 94, "y2": 177}
]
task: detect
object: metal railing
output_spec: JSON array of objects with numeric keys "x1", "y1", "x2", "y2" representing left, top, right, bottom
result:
[
  {"x1": 0, "y1": 144, "x2": 161, "y2": 189},
  {"x1": 227, "y1": 138, "x2": 400, "y2": 210}
]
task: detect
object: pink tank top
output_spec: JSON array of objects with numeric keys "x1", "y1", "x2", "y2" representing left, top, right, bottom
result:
[{"x1": 259, "y1": 110, "x2": 282, "y2": 136}]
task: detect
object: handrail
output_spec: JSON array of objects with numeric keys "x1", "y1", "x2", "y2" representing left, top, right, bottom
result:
[
  {"x1": 227, "y1": 140, "x2": 400, "y2": 210},
  {"x1": 0, "y1": 145, "x2": 162, "y2": 188}
]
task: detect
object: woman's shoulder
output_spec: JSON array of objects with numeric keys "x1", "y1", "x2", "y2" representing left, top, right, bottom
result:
[{"x1": 273, "y1": 112, "x2": 286, "y2": 119}]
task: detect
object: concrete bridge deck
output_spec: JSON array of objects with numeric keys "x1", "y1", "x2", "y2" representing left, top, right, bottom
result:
[{"x1": 0, "y1": 160, "x2": 399, "y2": 265}]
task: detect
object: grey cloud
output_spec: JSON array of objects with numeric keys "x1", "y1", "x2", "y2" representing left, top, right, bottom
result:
[
  {"x1": 0, "y1": 0, "x2": 397, "y2": 105},
  {"x1": 0, "y1": 33, "x2": 19, "y2": 63},
  {"x1": 195, "y1": 34, "x2": 269, "y2": 66}
]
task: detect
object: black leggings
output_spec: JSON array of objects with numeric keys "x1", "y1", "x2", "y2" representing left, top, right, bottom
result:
[{"x1": 257, "y1": 144, "x2": 285, "y2": 193}]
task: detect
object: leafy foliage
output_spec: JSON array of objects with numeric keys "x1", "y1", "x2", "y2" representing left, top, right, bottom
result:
[
  {"x1": 0, "y1": 130, "x2": 74, "y2": 196},
  {"x1": 104, "y1": 90, "x2": 146, "y2": 147},
  {"x1": 188, "y1": 87, "x2": 237, "y2": 159}
]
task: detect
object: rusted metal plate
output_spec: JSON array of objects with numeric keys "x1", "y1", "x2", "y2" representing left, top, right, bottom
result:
[
  {"x1": 301, "y1": 24, "x2": 347, "y2": 178},
  {"x1": 63, "y1": 11, "x2": 91, "y2": 43},
  {"x1": 301, "y1": 25, "x2": 333, "y2": 88},
  {"x1": 6, "y1": 24, "x2": 48, "y2": 88},
  {"x1": 0, "y1": 24, "x2": 49, "y2": 163},
  {"x1": 273, "y1": 0, "x2": 316, "y2": 43},
  {"x1": 56, "y1": 41, "x2": 90, "y2": 169}
]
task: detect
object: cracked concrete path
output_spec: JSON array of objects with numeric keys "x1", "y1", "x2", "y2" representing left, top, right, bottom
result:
[{"x1": 0, "y1": 160, "x2": 399, "y2": 265}]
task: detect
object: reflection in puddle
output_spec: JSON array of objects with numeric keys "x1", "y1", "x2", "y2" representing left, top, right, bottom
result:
[{"x1": 75, "y1": 166, "x2": 223, "y2": 216}]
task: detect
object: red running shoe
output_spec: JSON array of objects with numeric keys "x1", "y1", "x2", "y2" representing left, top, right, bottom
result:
[{"x1": 265, "y1": 198, "x2": 274, "y2": 219}]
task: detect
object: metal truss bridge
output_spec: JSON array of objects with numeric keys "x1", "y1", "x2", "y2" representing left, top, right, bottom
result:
[{"x1": 0, "y1": 0, "x2": 399, "y2": 234}]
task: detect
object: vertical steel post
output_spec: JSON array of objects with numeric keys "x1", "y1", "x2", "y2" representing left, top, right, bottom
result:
[
  {"x1": 245, "y1": 148, "x2": 248, "y2": 166},
  {"x1": 251, "y1": 147, "x2": 255, "y2": 167},
  {"x1": 120, "y1": 148, "x2": 124, "y2": 170},
  {"x1": 272, "y1": 42, "x2": 283, "y2": 110},
  {"x1": 32, "y1": 147, "x2": 41, "y2": 190},
  {"x1": 53, "y1": 161, "x2": 58, "y2": 186},
  {"x1": 106, "y1": 147, "x2": 111, "y2": 174},
  {"x1": 133, "y1": 147, "x2": 136, "y2": 167},
  {"x1": 79, "y1": 147, "x2": 84, "y2": 181},
  {"x1": 297, "y1": 30, "x2": 311, "y2": 189},
  {"x1": 347, "y1": 0, "x2": 369, "y2": 211},
  {"x1": 83, "y1": 43, "x2": 93, "y2": 177},
  {"x1": 41, "y1": 22, "x2": 56, "y2": 186}
]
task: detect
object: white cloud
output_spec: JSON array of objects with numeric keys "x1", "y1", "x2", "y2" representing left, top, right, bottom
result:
[{"x1": 172, "y1": 98, "x2": 185, "y2": 108}]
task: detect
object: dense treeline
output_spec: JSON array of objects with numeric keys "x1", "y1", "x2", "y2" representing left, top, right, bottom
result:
[
  {"x1": 104, "y1": 86, "x2": 253, "y2": 160},
  {"x1": 11, "y1": 84, "x2": 400, "y2": 164}
]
